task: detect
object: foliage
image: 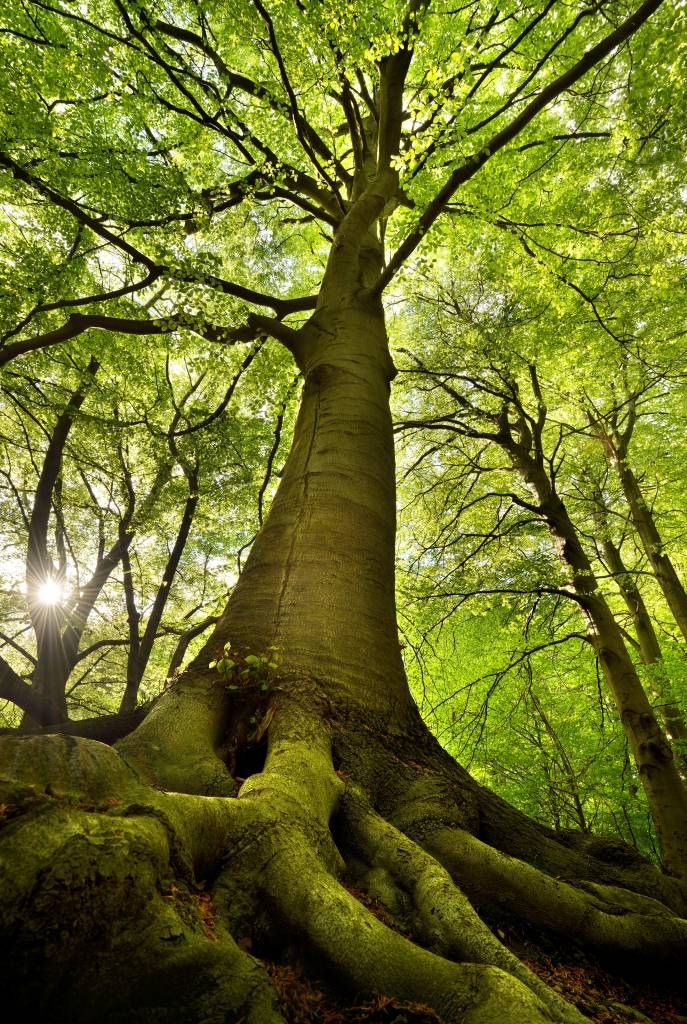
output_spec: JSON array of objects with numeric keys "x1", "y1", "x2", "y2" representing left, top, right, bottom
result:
[{"x1": 210, "y1": 640, "x2": 280, "y2": 687}]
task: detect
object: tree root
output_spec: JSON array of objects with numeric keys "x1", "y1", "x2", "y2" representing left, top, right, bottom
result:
[
  {"x1": 255, "y1": 822, "x2": 564, "y2": 1023},
  {"x1": 474, "y1": 785, "x2": 687, "y2": 916},
  {"x1": 0, "y1": 783, "x2": 282, "y2": 1022},
  {"x1": 213, "y1": 701, "x2": 584, "y2": 1023},
  {"x1": 2, "y1": 703, "x2": 686, "y2": 1024},
  {"x1": 424, "y1": 826, "x2": 687, "y2": 961},
  {"x1": 340, "y1": 788, "x2": 587, "y2": 1023}
]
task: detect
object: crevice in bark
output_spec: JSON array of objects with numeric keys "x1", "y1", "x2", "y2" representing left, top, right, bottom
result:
[{"x1": 234, "y1": 736, "x2": 269, "y2": 780}]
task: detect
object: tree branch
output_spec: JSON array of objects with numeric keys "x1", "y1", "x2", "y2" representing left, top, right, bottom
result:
[{"x1": 376, "y1": 0, "x2": 664, "y2": 292}]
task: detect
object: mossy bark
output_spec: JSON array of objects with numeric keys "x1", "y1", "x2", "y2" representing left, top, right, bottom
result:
[{"x1": 3, "y1": 697, "x2": 687, "y2": 1023}]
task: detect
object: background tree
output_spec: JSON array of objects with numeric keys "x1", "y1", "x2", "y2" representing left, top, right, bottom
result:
[
  {"x1": 0, "y1": 339, "x2": 290, "y2": 730},
  {"x1": 395, "y1": 200, "x2": 687, "y2": 858},
  {"x1": 395, "y1": 310, "x2": 687, "y2": 869}
]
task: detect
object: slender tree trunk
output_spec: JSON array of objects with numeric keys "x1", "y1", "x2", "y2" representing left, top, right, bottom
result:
[
  {"x1": 119, "y1": 466, "x2": 199, "y2": 713},
  {"x1": 601, "y1": 534, "x2": 687, "y2": 765},
  {"x1": 603, "y1": 431, "x2": 687, "y2": 645},
  {"x1": 23, "y1": 358, "x2": 99, "y2": 726},
  {"x1": 120, "y1": 545, "x2": 142, "y2": 714},
  {"x1": 165, "y1": 615, "x2": 217, "y2": 680},
  {"x1": 529, "y1": 689, "x2": 589, "y2": 831},
  {"x1": 509, "y1": 451, "x2": 687, "y2": 877},
  {"x1": 27, "y1": 615, "x2": 71, "y2": 724}
]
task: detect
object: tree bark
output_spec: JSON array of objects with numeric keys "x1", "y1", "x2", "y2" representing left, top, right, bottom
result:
[
  {"x1": 505, "y1": 439, "x2": 687, "y2": 878},
  {"x1": 600, "y1": 533, "x2": 687, "y2": 766},
  {"x1": 203, "y1": 294, "x2": 409, "y2": 717}
]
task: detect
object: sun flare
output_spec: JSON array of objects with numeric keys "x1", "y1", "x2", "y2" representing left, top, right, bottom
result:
[{"x1": 37, "y1": 579, "x2": 62, "y2": 605}]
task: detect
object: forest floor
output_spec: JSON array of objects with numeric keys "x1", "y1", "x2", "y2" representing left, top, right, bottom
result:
[{"x1": 500, "y1": 916, "x2": 687, "y2": 1024}]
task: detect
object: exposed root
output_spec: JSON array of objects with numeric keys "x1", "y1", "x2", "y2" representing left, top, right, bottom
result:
[
  {"x1": 424, "y1": 826, "x2": 687, "y2": 961},
  {"x1": 2, "y1": 700, "x2": 686, "y2": 1024},
  {"x1": 474, "y1": 785, "x2": 687, "y2": 917},
  {"x1": 341, "y1": 788, "x2": 587, "y2": 1024},
  {"x1": 218, "y1": 701, "x2": 585, "y2": 1023},
  {"x1": 334, "y1": 701, "x2": 687, "y2": 918},
  {"x1": 0, "y1": 785, "x2": 281, "y2": 1022},
  {"x1": 256, "y1": 834, "x2": 565, "y2": 1023}
]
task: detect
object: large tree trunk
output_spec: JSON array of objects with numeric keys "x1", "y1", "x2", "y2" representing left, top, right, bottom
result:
[
  {"x1": 205, "y1": 294, "x2": 409, "y2": 717},
  {"x1": 3, "y1": 259, "x2": 687, "y2": 1022}
]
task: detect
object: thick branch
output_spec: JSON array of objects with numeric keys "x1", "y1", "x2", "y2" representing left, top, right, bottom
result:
[{"x1": 0, "y1": 655, "x2": 44, "y2": 719}]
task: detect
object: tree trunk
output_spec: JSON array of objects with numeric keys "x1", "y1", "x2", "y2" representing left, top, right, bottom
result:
[
  {"x1": 4, "y1": 263, "x2": 687, "y2": 1023},
  {"x1": 508, "y1": 449, "x2": 687, "y2": 878},
  {"x1": 200, "y1": 293, "x2": 410, "y2": 718},
  {"x1": 116, "y1": 224, "x2": 414, "y2": 788},
  {"x1": 118, "y1": 468, "x2": 199, "y2": 714},
  {"x1": 528, "y1": 688, "x2": 589, "y2": 831},
  {"x1": 601, "y1": 534, "x2": 687, "y2": 766},
  {"x1": 604, "y1": 432, "x2": 687, "y2": 645},
  {"x1": 22, "y1": 357, "x2": 99, "y2": 726}
]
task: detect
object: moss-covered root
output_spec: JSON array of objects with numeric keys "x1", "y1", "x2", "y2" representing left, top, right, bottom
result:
[
  {"x1": 232, "y1": 704, "x2": 564, "y2": 1022},
  {"x1": 342, "y1": 791, "x2": 587, "y2": 1024},
  {"x1": 258, "y1": 832, "x2": 566, "y2": 1024},
  {"x1": 0, "y1": 795, "x2": 283, "y2": 1023},
  {"x1": 0, "y1": 733, "x2": 283, "y2": 1023},
  {"x1": 0, "y1": 733, "x2": 239, "y2": 875},
  {"x1": 115, "y1": 675, "x2": 236, "y2": 795},
  {"x1": 426, "y1": 826, "x2": 687, "y2": 961},
  {"x1": 474, "y1": 786, "x2": 687, "y2": 916}
]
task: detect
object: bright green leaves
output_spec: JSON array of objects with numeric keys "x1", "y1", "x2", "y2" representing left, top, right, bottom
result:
[{"x1": 210, "y1": 641, "x2": 280, "y2": 690}]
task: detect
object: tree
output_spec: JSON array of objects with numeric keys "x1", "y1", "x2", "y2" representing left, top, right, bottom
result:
[
  {"x1": 2, "y1": 1, "x2": 687, "y2": 1021},
  {"x1": 587, "y1": 469, "x2": 687, "y2": 765},
  {"x1": 396, "y1": 331, "x2": 687, "y2": 868},
  {"x1": 0, "y1": 340, "x2": 266, "y2": 730}
]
